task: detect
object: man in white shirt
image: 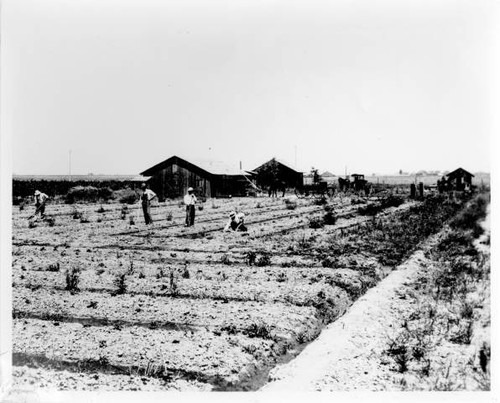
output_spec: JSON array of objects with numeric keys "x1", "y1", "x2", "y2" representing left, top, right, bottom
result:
[
  {"x1": 33, "y1": 190, "x2": 49, "y2": 219},
  {"x1": 140, "y1": 183, "x2": 156, "y2": 225},
  {"x1": 184, "y1": 187, "x2": 197, "y2": 227}
]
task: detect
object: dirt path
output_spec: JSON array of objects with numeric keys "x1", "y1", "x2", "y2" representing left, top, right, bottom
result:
[{"x1": 261, "y1": 206, "x2": 492, "y2": 392}]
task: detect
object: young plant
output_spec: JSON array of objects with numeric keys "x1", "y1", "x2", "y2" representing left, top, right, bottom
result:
[
  {"x1": 113, "y1": 271, "x2": 127, "y2": 295},
  {"x1": 65, "y1": 264, "x2": 81, "y2": 292}
]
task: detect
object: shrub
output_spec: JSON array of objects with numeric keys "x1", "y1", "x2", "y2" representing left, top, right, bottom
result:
[
  {"x1": 80, "y1": 214, "x2": 90, "y2": 224},
  {"x1": 65, "y1": 264, "x2": 81, "y2": 292},
  {"x1": 65, "y1": 186, "x2": 100, "y2": 204},
  {"x1": 309, "y1": 217, "x2": 324, "y2": 229},
  {"x1": 244, "y1": 322, "x2": 272, "y2": 339},
  {"x1": 96, "y1": 205, "x2": 106, "y2": 213},
  {"x1": 114, "y1": 188, "x2": 138, "y2": 204},
  {"x1": 181, "y1": 264, "x2": 190, "y2": 279},
  {"x1": 166, "y1": 212, "x2": 173, "y2": 221},
  {"x1": 46, "y1": 216, "x2": 56, "y2": 227},
  {"x1": 314, "y1": 196, "x2": 327, "y2": 205},
  {"x1": 284, "y1": 198, "x2": 297, "y2": 210},
  {"x1": 220, "y1": 254, "x2": 231, "y2": 265},
  {"x1": 129, "y1": 215, "x2": 135, "y2": 225},
  {"x1": 256, "y1": 253, "x2": 271, "y2": 267},
  {"x1": 113, "y1": 271, "x2": 127, "y2": 295},
  {"x1": 321, "y1": 257, "x2": 336, "y2": 268},
  {"x1": 169, "y1": 268, "x2": 179, "y2": 296},
  {"x1": 323, "y1": 211, "x2": 337, "y2": 225},
  {"x1": 72, "y1": 208, "x2": 82, "y2": 220},
  {"x1": 246, "y1": 251, "x2": 257, "y2": 266},
  {"x1": 46, "y1": 263, "x2": 60, "y2": 272}
]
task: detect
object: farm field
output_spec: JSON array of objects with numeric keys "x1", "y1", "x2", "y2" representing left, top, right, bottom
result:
[{"x1": 11, "y1": 192, "x2": 481, "y2": 391}]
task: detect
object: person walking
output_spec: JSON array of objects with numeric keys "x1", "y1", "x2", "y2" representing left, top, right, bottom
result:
[
  {"x1": 31, "y1": 190, "x2": 49, "y2": 219},
  {"x1": 140, "y1": 183, "x2": 156, "y2": 225},
  {"x1": 184, "y1": 187, "x2": 197, "y2": 227}
]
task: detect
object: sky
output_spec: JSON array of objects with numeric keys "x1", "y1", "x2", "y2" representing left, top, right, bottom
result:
[{"x1": 2, "y1": 0, "x2": 498, "y2": 176}]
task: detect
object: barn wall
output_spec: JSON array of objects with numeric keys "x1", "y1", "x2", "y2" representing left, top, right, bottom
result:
[{"x1": 149, "y1": 163, "x2": 212, "y2": 200}]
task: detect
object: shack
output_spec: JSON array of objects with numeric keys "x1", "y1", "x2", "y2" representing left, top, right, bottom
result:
[
  {"x1": 438, "y1": 167, "x2": 474, "y2": 192},
  {"x1": 253, "y1": 158, "x2": 303, "y2": 191},
  {"x1": 141, "y1": 155, "x2": 253, "y2": 200}
]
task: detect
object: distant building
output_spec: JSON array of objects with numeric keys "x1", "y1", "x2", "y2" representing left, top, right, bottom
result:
[
  {"x1": 140, "y1": 155, "x2": 253, "y2": 199},
  {"x1": 253, "y1": 158, "x2": 304, "y2": 190},
  {"x1": 438, "y1": 167, "x2": 474, "y2": 192},
  {"x1": 320, "y1": 171, "x2": 336, "y2": 185}
]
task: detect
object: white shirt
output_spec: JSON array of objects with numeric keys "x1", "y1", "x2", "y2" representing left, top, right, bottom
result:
[
  {"x1": 35, "y1": 193, "x2": 49, "y2": 203},
  {"x1": 184, "y1": 193, "x2": 197, "y2": 206},
  {"x1": 142, "y1": 189, "x2": 156, "y2": 202}
]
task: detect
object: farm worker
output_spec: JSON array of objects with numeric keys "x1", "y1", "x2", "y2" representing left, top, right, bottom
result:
[
  {"x1": 224, "y1": 211, "x2": 248, "y2": 232},
  {"x1": 184, "y1": 187, "x2": 197, "y2": 227},
  {"x1": 32, "y1": 190, "x2": 49, "y2": 219},
  {"x1": 140, "y1": 183, "x2": 156, "y2": 225}
]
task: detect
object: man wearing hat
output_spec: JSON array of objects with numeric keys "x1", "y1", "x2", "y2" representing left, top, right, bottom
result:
[
  {"x1": 33, "y1": 190, "x2": 49, "y2": 219},
  {"x1": 140, "y1": 183, "x2": 157, "y2": 225},
  {"x1": 183, "y1": 187, "x2": 197, "y2": 227},
  {"x1": 224, "y1": 211, "x2": 247, "y2": 232}
]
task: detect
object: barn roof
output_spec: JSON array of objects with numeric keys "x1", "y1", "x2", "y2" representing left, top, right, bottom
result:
[
  {"x1": 141, "y1": 155, "x2": 244, "y2": 177},
  {"x1": 445, "y1": 167, "x2": 474, "y2": 178},
  {"x1": 253, "y1": 157, "x2": 304, "y2": 174},
  {"x1": 321, "y1": 171, "x2": 335, "y2": 177}
]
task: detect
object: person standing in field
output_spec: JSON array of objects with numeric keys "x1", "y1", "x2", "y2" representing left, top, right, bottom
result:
[
  {"x1": 33, "y1": 190, "x2": 49, "y2": 219},
  {"x1": 184, "y1": 187, "x2": 197, "y2": 227},
  {"x1": 140, "y1": 183, "x2": 156, "y2": 225}
]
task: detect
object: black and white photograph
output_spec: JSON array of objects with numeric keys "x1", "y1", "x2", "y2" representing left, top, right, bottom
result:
[{"x1": 0, "y1": 0, "x2": 498, "y2": 401}]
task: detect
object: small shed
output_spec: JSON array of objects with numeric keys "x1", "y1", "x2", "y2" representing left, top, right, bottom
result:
[
  {"x1": 140, "y1": 155, "x2": 252, "y2": 200},
  {"x1": 253, "y1": 158, "x2": 304, "y2": 190},
  {"x1": 439, "y1": 167, "x2": 474, "y2": 191}
]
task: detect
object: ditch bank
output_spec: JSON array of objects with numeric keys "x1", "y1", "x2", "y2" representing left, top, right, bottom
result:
[{"x1": 260, "y1": 230, "x2": 447, "y2": 391}]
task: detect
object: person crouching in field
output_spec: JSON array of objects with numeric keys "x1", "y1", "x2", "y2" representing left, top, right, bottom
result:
[
  {"x1": 184, "y1": 187, "x2": 197, "y2": 227},
  {"x1": 32, "y1": 190, "x2": 49, "y2": 219},
  {"x1": 224, "y1": 211, "x2": 248, "y2": 232},
  {"x1": 140, "y1": 183, "x2": 156, "y2": 225}
]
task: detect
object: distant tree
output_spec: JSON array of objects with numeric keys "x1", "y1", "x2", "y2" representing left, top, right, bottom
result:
[{"x1": 399, "y1": 169, "x2": 403, "y2": 175}]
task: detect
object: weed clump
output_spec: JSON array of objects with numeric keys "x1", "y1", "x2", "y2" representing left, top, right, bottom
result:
[
  {"x1": 309, "y1": 217, "x2": 325, "y2": 229},
  {"x1": 65, "y1": 264, "x2": 81, "y2": 292},
  {"x1": 113, "y1": 271, "x2": 127, "y2": 295},
  {"x1": 284, "y1": 198, "x2": 297, "y2": 210},
  {"x1": 255, "y1": 253, "x2": 271, "y2": 267},
  {"x1": 244, "y1": 322, "x2": 272, "y2": 339},
  {"x1": 246, "y1": 251, "x2": 257, "y2": 266}
]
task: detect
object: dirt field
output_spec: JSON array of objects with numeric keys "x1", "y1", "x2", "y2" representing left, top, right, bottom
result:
[{"x1": 11, "y1": 192, "x2": 484, "y2": 391}]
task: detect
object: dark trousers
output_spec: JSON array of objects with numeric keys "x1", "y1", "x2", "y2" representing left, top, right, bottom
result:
[
  {"x1": 230, "y1": 221, "x2": 247, "y2": 232},
  {"x1": 36, "y1": 202, "x2": 46, "y2": 218},
  {"x1": 185, "y1": 205, "x2": 195, "y2": 226},
  {"x1": 142, "y1": 202, "x2": 152, "y2": 224}
]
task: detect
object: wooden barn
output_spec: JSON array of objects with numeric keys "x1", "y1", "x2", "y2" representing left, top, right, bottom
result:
[
  {"x1": 140, "y1": 156, "x2": 253, "y2": 200},
  {"x1": 253, "y1": 158, "x2": 303, "y2": 190},
  {"x1": 438, "y1": 167, "x2": 474, "y2": 192}
]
